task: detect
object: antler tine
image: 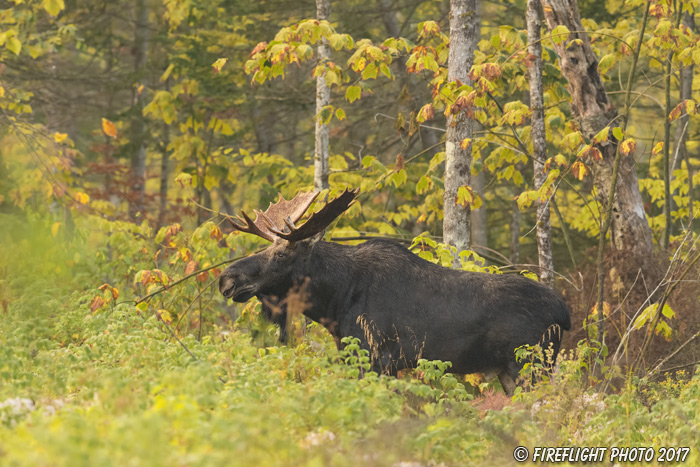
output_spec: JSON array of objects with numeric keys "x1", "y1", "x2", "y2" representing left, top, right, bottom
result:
[
  {"x1": 229, "y1": 210, "x2": 277, "y2": 242},
  {"x1": 224, "y1": 213, "x2": 247, "y2": 231},
  {"x1": 283, "y1": 216, "x2": 296, "y2": 232},
  {"x1": 277, "y1": 188, "x2": 360, "y2": 242}
]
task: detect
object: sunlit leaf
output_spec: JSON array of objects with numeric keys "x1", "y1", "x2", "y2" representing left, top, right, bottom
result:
[
  {"x1": 42, "y1": 0, "x2": 65, "y2": 16},
  {"x1": 74, "y1": 192, "x2": 90, "y2": 204},
  {"x1": 212, "y1": 58, "x2": 228, "y2": 74},
  {"x1": 620, "y1": 138, "x2": 637, "y2": 156},
  {"x1": 571, "y1": 161, "x2": 589, "y2": 180},
  {"x1": 551, "y1": 25, "x2": 570, "y2": 44},
  {"x1": 102, "y1": 118, "x2": 117, "y2": 138},
  {"x1": 158, "y1": 309, "x2": 173, "y2": 324},
  {"x1": 175, "y1": 172, "x2": 193, "y2": 187}
]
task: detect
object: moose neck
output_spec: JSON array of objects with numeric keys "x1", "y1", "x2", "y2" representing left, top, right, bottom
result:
[{"x1": 298, "y1": 241, "x2": 357, "y2": 333}]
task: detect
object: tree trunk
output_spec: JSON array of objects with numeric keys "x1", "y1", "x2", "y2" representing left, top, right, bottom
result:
[
  {"x1": 129, "y1": 0, "x2": 149, "y2": 220},
  {"x1": 471, "y1": 171, "x2": 488, "y2": 249},
  {"x1": 674, "y1": 13, "x2": 694, "y2": 232},
  {"x1": 469, "y1": 1, "x2": 487, "y2": 253},
  {"x1": 252, "y1": 96, "x2": 274, "y2": 154},
  {"x1": 443, "y1": 0, "x2": 478, "y2": 253},
  {"x1": 541, "y1": 0, "x2": 653, "y2": 255},
  {"x1": 510, "y1": 196, "x2": 521, "y2": 264},
  {"x1": 527, "y1": 0, "x2": 554, "y2": 288},
  {"x1": 157, "y1": 121, "x2": 170, "y2": 229},
  {"x1": 314, "y1": 0, "x2": 331, "y2": 192}
]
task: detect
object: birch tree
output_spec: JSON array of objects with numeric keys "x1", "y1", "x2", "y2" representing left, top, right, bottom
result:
[
  {"x1": 443, "y1": 0, "x2": 478, "y2": 253},
  {"x1": 527, "y1": 0, "x2": 554, "y2": 288},
  {"x1": 314, "y1": 0, "x2": 331, "y2": 192}
]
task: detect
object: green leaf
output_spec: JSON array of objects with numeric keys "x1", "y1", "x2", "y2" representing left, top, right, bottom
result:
[
  {"x1": 611, "y1": 127, "x2": 624, "y2": 141},
  {"x1": 361, "y1": 63, "x2": 378, "y2": 80},
  {"x1": 390, "y1": 169, "x2": 407, "y2": 187},
  {"x1": 361, "y1": 155, "x2": 375, "y2": 168},
  {"x1": 551, "y1": 25, "x2": 570, "y2": 45},
  {"x1": 416, "y1": 175, "x2": 431, "y2": 194},
  {"x1": 318, "y1": 105, "x2": 333, "y2": 124},
  {"x1": 513, "y1": 170, "x2": 524, "y2": 186},
  {"x1": 379, "y1": 63, "x2": 392, "y2": 79},
  {"x1": 345, "y1": 85, "x2": 362, "y2": 103},
  {"x1": 598, "y1": 54, "x2": 616, "y2": 74},
  {"x1": 592, "y1": 126, "x2": 610, "y2": 144}
]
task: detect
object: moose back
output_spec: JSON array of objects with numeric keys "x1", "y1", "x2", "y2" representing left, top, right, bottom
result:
[{"x1": 218, "y1": 189, "x2": 571, "y2": 394}]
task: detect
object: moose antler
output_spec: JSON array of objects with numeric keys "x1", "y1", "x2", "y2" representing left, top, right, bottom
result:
[
  {"x1": 227, "y1": 188, "x2": 359, "y2": 242},
  {"x1": 226, "y1": 191, "x2": 319, "y2": 242}
]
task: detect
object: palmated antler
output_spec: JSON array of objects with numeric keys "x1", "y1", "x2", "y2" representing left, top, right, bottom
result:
[{"x1": 227, "y1": 188, "x2": 359, "y2": 242}]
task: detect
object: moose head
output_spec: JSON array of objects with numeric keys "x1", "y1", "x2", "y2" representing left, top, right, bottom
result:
[{"x1": 218, "y1": 188, "x2": 359, "y2": 304}]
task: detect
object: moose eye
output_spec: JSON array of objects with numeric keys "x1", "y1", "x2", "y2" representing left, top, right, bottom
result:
[{"x1": 275, "y1": 251, "x2": 285, "y2": 259}]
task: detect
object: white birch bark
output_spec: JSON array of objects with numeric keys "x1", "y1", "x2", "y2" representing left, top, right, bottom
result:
[
  {"x1": 314, "y1": 0, "x2": 331, "y2": 192},
  {"x1": 527, "y1": 0, "x2": 554, "y2": 287},
  {"x1": 443, "y1": 0, "x2": 478, "y2": 254}
]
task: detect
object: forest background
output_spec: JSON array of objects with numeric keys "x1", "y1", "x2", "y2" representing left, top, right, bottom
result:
[{"x1": 1, "y1": 0, "x2": 700, "y2": 465}]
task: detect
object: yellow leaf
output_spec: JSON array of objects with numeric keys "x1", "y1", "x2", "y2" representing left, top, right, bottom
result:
[
  {"x1": 620, "y1": 138, "x2": 637, "y2": 156},
  {"x1": 53, "y1": 132, "x2": 68, "y2": 143},
  {"x1": 42, "y1": 0, "x2": 65, "y2": 16},
  {"x1": 51, "y1": 222, "x2": 61, "y2": 237},
  {"x1": 6, "y1": 36, "x2": 21, "y2": 55},
  {"x1": 137, "y1": 84, "x2": 145, "y2": 95},
  {"x1": 158, "y1": 310, "x2": 173, "y2": 324},
  {"x1": 74, "y1": 192, "x2": 90, "y2": 204},
  {"x1": 460, "y1": 138, "x2": 472, "y2": 150},
  {"x1": 521, "y1": 271, "x2": 539, "y2": 282},
  {"x1": 590, "y1": 301, "x2": 611, "y2": 317},
  {"x1": 160, "y1": 63, "x2": 175, "y2": 82},
  {"x1": 571, "y1": 161, "x2": 589, "y2": 180},
  {"x1": 102, "y1": 118, "x2": 118, "y2": 138},
  {"x1": 212, "y1": 58, "x2": 228, "y2": 74},
  {"x1": 175, "y1": 172, "x2": 193, "y2": 187}
]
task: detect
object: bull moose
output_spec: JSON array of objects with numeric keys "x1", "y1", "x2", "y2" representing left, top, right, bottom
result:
[{"x1": 218, "y1": 188, "x2": 571, "y2": 394}]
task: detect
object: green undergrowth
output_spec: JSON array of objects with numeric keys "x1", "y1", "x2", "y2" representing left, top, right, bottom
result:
[{"x1": 1, "y1": 216, "x2": 700, "y2": 466}]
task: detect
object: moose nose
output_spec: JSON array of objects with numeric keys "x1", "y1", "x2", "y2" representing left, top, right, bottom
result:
[{"x1": 219, "y1": 274, "x2": 236, "y2": 298}]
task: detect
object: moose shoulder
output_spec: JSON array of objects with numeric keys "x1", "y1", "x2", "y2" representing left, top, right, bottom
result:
[{"x1": 218, "y1": 189, "x2": 571, "y2": 394}]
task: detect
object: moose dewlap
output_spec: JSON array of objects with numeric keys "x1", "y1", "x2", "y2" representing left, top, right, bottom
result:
[{"x1": 218, "y1": 188, "x2": 571, "y2": 394}]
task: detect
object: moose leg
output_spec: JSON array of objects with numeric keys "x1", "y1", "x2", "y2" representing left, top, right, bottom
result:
[{"x1": 498, "y1": 370, "x2": 516, "y2": 396}]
